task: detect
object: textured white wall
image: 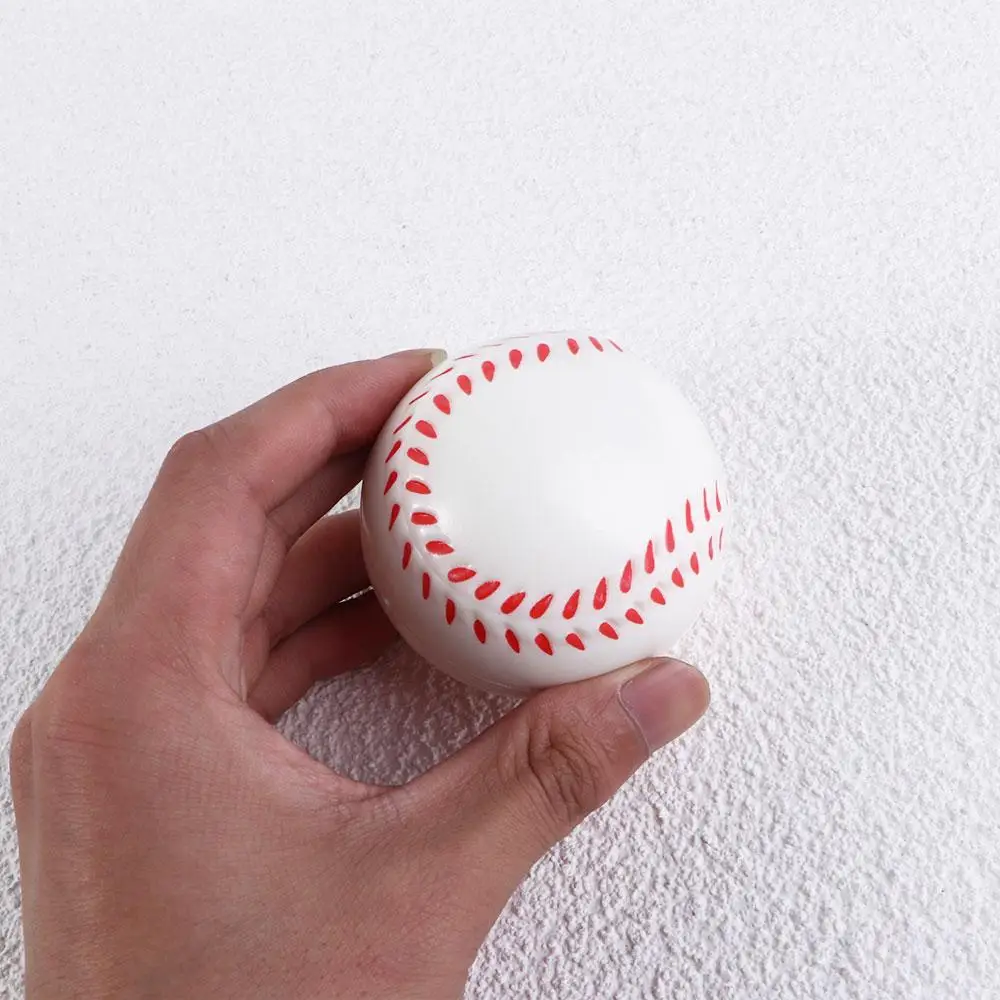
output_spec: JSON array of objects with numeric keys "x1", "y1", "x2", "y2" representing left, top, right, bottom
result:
[{"x1": 2, "y1": 2, "x2": 999, "y2": 997}]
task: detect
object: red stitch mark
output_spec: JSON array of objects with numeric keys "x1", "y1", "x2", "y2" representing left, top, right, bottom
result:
[
  {"x1": 501, "y1": 592, "x2": 526, "y2": 613},
  {"x1": 686, "y1": 500, "x2": 695, "y2": 533},
  {"x1": 533, "y1": 634, "x2": 552, "y2": 655},
  {"x1": 672, "y1": 568, "x2": 685, "y2": 588},
  {"x1": 474, "y1": 620, "x2": 487, "y2": 644},
  {"x1": 408, "y1": 391, "x2": 429, "y2": 405},
  {"x1": 426, "y1": 540, "x2": 454, "y2": 555},
  {"x1": 509, "y1": 348, "x2": 523, "y2": 369},
  {"x1": 563, "y1": 589, "x2": 581, "y2": 619},
  {"x1": 625, "y1": 609, "x2": 644, "y2": 625},
  {"x1": 666, "y1": 520, "x2": 676, "y2": 553},
  {"x1": 594, "y1": 577, "x2": 608, "y2": 610},
  {"x1": 708, "y1": 537, "x2": 715, "y2": 560},
  {"x1": 422, "y1": 573, "x2": 431, "y2": 599},
  {"x1": 645, "y1": 541, "x2": 655, "y2": 574},
  {"x1": 589, "y1": 336, "x2": 604, "y2": 352},
  {"x1": 457, "y1": 374, "x2": 472, "y2": 395},
  {"x1": 389, "y1": 504, "x2": 401, "y2": 530},
  {"x1": 599, "y1": 622, "x2": 618, "y2": 639},
  {"x1": 448, "y1": 567, "x2": 476, "y2": 582},
  {"x1": 482, "y1": 360, "x2": 496, "y2": 382},
  {"x1": 568, "y1": 337, "x2": 580, "y2": 354},
  {"x1": 392, "y1": 415, "x2": 412, "y2": 434},
  {"x1": 402, "y1": 542, "x2": 413, "y2": 569},
  {"x1": 411, "y1": 512, "x2": 437, "y2": 525},
  {"x1": 690, "y1": 553, "x2": 700, "y2": 575},
  {"x1": 430, "y1": 366, "x2": 454, "y2": 382},
  {"x1": 445, "y1": 599, "x2": 456, "y2": 624},
  {"x1": 433, "y1": 394, "x2": 450, "y2": 414},
  {"x1": 455, "y1": 353, "x2": 475, "y2": 360},
  {"x1": 505, "y1": 629, "x2": 520, "y2": 652},
  {"x1": 385, "y1": 440, "x2": 402, "y2": 463},
  {"x1": 475, "y1": 580, "x2": 501, "y2": 600},
  {"x1": 406, "y1": 479, "x2": 431, "y2": 495},
  {"x1": 537, "y1": 343, "x2": 550, "y2": 362},
  {"x1": 530, "y1": 594, "x2": 554, "y2": 618},
  {"x1": 609, "y1": 339, "x2": 623, "y2": 352},
  {"x1": 415, "y1": 420, "x2": 437, "y2": 438},
  {"x1": 650, "y1": 587, "x2": 666, "y2": 605},
  {"x1": 620, "y1": 560, "x2": 633, "y2": 593},
  {"x1": 719, "y1": 527, "x2": 725, "y2": 550},
  {"x1": 716, "y1": 483, "x2": 722, "y2": 513},
  {"x1": 383, "y1": 471, "x2": 398, "y2": 495},
  {"x1": 566, "y1": 633, "x2": 585, "y2": 650},
  {"x1": 407, "y1": 447, "x2": 429, "y2": 465},
  {"x1": 704, "y1": 488, "x2": 711, "y2": 522}
]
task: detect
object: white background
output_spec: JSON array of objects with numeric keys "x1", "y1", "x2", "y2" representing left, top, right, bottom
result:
[{"x1": 2, "y1": 2, "x2": 998, "y2": 997}]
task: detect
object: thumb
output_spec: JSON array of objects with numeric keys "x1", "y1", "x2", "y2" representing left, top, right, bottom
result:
[{"x1": 410, "y1": 657, "x2": 709, "y2": 892}]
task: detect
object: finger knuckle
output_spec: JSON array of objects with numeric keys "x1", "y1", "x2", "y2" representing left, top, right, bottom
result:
[{"x1": 515, "y1": 703, "x2": 616, "y2": 830}]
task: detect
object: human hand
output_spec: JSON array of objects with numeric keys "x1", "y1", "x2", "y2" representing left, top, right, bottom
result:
[{"x1": 10, "y1": 349, "x2": 710, "y2": 1000}]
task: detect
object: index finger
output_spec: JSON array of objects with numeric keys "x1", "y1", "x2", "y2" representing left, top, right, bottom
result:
[{"x1": 184, "y1": 349, "x2": 443, "y2": 513}]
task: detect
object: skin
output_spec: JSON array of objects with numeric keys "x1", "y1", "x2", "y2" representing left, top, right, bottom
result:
[{"x1": 9, "y1": 349, "x2": 710, "y2": 1000}]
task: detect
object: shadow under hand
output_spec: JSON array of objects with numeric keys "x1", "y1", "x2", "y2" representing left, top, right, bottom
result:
[{"x1": 278, "y1": 641, "x2": 520, "y2": 786}]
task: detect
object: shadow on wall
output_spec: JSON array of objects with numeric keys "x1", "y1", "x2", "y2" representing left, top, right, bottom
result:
[{"x1": 278, "y1": 642, "x2": 518, "y2": 786}]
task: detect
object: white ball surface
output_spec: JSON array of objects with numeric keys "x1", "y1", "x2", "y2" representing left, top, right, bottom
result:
[{"x1": 360, "y1": 333, "x2": 730, "y2": 694}]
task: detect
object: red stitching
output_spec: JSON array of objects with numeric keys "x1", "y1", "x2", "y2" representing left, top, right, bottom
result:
[
  {"x1": 501, "y1": 592, "x2": 526, "y2": 613},
  {"x1": 563, "y1": 589, "x2": 580, "y2": 619},
  {"x1": 530, "y1": 594, "x2": 554, "y2": 618},
  {"x1": 380, "y1": 337, "x2": 729, "y2": 656}
]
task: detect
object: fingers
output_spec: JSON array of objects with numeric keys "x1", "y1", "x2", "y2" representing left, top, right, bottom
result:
[
  {"x1": 189, "y1": 351, "x2": 443, "y2": 514},
  {"x1": 104, "y1": 350, "x2": 439, "y2": 627},
  {"x1": 405, "y1": 658, "x2": 709, "y2": 898},
  {"x1": 262, "y1": 509, "x2": 369, "y2": 647},
  {"x1": 247, "y1": 592, "x2": 397, "y2": 722}
]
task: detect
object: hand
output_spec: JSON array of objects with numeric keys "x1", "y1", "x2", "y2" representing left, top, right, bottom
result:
[{"x1": 10, "y1": 349, "x2": 710, "y2": 1000}]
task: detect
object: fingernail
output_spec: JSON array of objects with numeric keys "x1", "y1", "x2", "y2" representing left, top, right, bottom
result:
[
  {"x1": 388, "y1": 348, "x2": 448, "y2": 367},
  {"x1": 619, "y1": 658, "x2": 710, "y2": 752}
]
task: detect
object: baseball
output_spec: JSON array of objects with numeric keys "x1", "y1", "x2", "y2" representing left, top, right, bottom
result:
[{"x1": 360, "y1": 333, "x2": 730, "y2": 694}]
